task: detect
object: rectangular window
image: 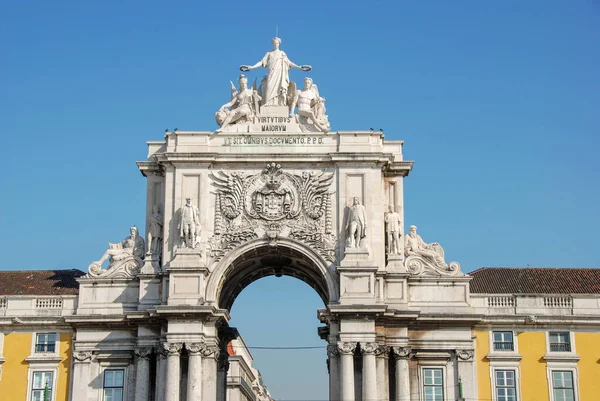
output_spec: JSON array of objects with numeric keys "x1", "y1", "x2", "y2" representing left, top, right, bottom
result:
[
  {"x1": 549, "y1": 332, "x2": 571, "y2": 352},
  {"x1": 493, "y1": 331, "x2": 514, "y2": 351},
  {"x1": 423, "y1": 368, "x2": 444, "y2": 401},
  {"x1": 103, "y1": 369, "x2": 124, "y2": 401},
  {"x1": 552, "y1": 371, "x2": 575, "y2": 401},
  {"x1": 31, "y1": 371, "x2": 53, "y2": 401},
  {"x1": 495, "y1": 370, "x2": 517, "y2": 401},
  {"x1": 35, "y1": 333, "x2": 56, "y2": 353}
]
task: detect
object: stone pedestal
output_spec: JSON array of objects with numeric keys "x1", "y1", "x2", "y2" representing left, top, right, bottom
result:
[
  {"x1": 386, "y1": 254, "x2": 406, "y2": 272},
  {"x1": 170, "y1": 248, "x2": 205, "y2": 269},
  {"x1": 71, "y1": 351, "x2": 92, "y2": 401},
  {"x1": 456, "y1": 350, "x2": 475, "y2": 401}
]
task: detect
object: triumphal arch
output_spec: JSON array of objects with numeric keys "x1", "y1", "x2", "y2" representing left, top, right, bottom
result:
[{"x1": 70, "y1": 38, "x2": 477, "y2": 401}]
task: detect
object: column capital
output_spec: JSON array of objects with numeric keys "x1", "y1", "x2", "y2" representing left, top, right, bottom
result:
[
  {"x1": 360, "y1": 342, "x2": 379, "y2": 355},
  {"x1": 375, "y1": 344, "x2": 391, "y2": 358},
  {"x1": 456, "y1": 349, "x2": 475, "y2": 361},
  {"x1": 391, "y1": 346, "x2": 411, "y2": 359},
  {"x1": 327, "y1": 344, "x2": 340, "y2": 357},
  {"x1": 199, "y1": 343, "x2": 220, "y2": 359},
  {"x1": 135, "y1": 347, "x2": 153, "y2": 360},
  {"x1": 185, "y1": 342, "x2": 205, "y2": 355},
  {"x1": 73, "y1": 350, "x2": 93, "y2": 363},
  {"x1": 163, "y1": 342, "x2": 183, "y2": 356},
  {"x1": 337, "y1": 341, "x2": 357, "y2": 355}
]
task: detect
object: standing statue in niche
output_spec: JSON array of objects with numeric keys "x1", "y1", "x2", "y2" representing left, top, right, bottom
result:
[
  {"x1": 346, "y1": 197, "x2": 367, "y2": 248},
  {"x1": 215, "y1": 75, "x2": 261, "y2": 132},
  {"x1": 404, "y1": 225, "x2": 446, "y2": 267},
  {"x1": 179, "y1": 198, "x2": 201, "y2": 248},
  {"x1": 94, "y1": 226, "x2": 145, "y2": 267},
  {"x1": 147, "y1": 205, "x2": 163, "y2": 258},
  {"x1": 385, "y1": 205, "x2": 402, "y2": 255},
  {"x1": 240, "y1": 37, "x2": 311, "y2": 106},
  {"x1": 290, "y1": 77, "x2": 331, "y2": 133}
]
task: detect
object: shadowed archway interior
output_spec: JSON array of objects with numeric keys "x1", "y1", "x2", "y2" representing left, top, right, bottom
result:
[{"x1": 217, "y1": 244, "x2": 330, "y2": 311}]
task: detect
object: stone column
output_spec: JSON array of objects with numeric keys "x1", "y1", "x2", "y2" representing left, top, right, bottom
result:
[
  {"x1": 134, "y1": 347, "x2": 153, "y2": 401},
  {"x1": 186, "y1": 343, "x2": 203, "y2": 401},
  {"x1": 392, "y1": 347, "x2": 411, "y2": 401},
  {"x1": 327, "y1": 344, "x2": 341, "y2": 401},
  {"x1": 376, "y1": 345, "x2": 390, "y2": 401},
  {"x1": 361, "y1": 343, "x2": 378, "y2": 401},
  {"x1": 339, "y1": 342, "x2": 357, "y2": 401},
  {"x1": 200, "y1": 343, "x2": 220, "y2": 400},
  {"x1": 155, "y1": 347, "x2": 167, "y2": 401},
  {"x1": 71, "y1": 351, "x2": 93, "y2": 401},
  {"x1": 456, "y1": 349, "x2": 475, "y2": 401},
  {"x1": 163, "y1": 343, "x2": 183, "y2": 401}
]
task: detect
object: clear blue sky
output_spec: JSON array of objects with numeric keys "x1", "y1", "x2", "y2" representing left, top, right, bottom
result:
[{"x1": 1, "y1": 1, "x2": 599, "y2": 399}]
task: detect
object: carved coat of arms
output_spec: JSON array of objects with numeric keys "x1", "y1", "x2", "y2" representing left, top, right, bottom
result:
[{"x1": 209, "y1": 163, "x2": 335, "y2": 262}]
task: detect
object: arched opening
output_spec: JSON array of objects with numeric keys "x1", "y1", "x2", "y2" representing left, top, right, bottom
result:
[{"x1": 207, "y1": 240, "x2": 336, "y2": 400}]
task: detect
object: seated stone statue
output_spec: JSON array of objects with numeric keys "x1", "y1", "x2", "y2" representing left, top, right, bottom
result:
[
  {"x1": 404, "y1": 225, "x2": 461, "y2": 275},
  {"x1": 93, "y1": 226, "x2": 146, "y2": 269},
  {"x1": 215, "y1": 74, "x2": 261, "y2": 132},
  {"x1": 290, "y1": 77, "x2": 330, "y2": 133}
]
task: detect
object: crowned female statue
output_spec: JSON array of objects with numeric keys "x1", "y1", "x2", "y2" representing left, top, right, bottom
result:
[{"x1": 240, "y1": 37, "x2": 311, "y2": 107}]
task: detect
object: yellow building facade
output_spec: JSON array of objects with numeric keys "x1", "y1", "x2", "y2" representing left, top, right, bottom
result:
[{"x1": 471, "y1": 268, "x2": 600, "y2": 401}]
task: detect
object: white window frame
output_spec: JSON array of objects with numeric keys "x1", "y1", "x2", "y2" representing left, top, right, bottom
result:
[
  {"x1": 30, "y1": 332, "x2": 59, "y2": 356},
  {"x1": 422, "y1": 367, "x2": 445, "y2": 401},
  {"x1": 417, "y1": 361, "x2": 451, "y2": 401},
  {"x1": 26, "y1": 367, "x2": 59, "y2": 401},
  {"x1": 491, "y1": 331, "x2": 516, "y2": 352},
  {"x1": 0, "y1": 332, "x2": 5, "y2": 380},
  {"x1": 546, "y1": 331, "x2": 576, "y2": 354},
  {"x1": 547, "y1": 368, "x2": 579, "y2": 401},
  {"x1": 101, "y1": 366, "x2": 128, "y2": 401},
  {"x1": 490, "y1": 366, "x2": 522, "y2": 401}
]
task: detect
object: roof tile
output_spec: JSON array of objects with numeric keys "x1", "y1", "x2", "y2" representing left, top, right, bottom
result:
[{"x1": 0, "y1": 270, "x2": 85, "y2": 296}]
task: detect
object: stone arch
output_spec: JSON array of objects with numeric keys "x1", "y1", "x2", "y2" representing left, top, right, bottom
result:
[{"x1": 205, "y1": 238, "x2": 339, "y2": 310}]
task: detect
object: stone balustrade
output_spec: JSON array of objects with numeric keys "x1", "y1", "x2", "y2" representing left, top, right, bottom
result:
[
  {"x1": 471, "y1": 293, "x2": 600, "y2": 316},
  {"x1": 0, "y1": 296, "x2": 76, "y2": 317}
]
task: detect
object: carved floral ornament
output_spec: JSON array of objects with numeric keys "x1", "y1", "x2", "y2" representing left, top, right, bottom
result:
[
  {"x1": 74, "y1": 350, "x2": 93, "y2": 362},
  {"x1": 391, "y1": 346, "x2": 411, "y2": 359},
  {"x1": 134, "y1": 347, "x2": 153, "y2": 359},
  {"x1": 209, "y1": 163, "x2": 336, "y2": 262},
  {"x1": 337, "y1": 342, "x2": 357, "y2": 355},
  {"x1": 456, "y1": 349, "x2": 475, "y2": 361}
]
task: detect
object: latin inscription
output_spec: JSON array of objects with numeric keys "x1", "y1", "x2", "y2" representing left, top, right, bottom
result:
[{"x1": 224, "y1": 136, "x2": 324, "y2": 146}]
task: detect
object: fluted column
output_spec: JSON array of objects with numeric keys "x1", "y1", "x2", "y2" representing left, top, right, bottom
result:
[
  {"x1": 361, "y1": 343, "x2": 378, "y2": 401},
  {"x1": 200, "y1": 343, "x2": 220, "y2": 400},
  {"x1": 339, "y1": 342, "x2": 357, "y2": 401},
  {"x1": 392, "y1": 347, "x2": 411, "y2": 401},
  {"x1": 164, "y1": 343, "x2": 183, "y2": 401},
  {"x1": 186, "y1": 343, "x2": 203, "y2": 401},
  {"x1": 134, "y1": 347, "x2": 153, "y2": 401},
  {"x1": 376, "y1": 345, "x2": 390, "y2": 401},
  {"x1": 327, "y1": 344, "x2": 341, "y2": 401}
]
